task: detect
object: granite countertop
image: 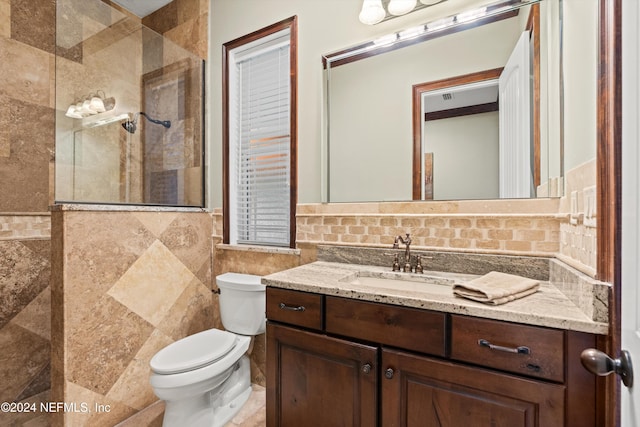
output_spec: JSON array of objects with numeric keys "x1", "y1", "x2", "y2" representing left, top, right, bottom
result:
[{"x1": 263, "y1": 261, "x2": 608, "y2": 335}]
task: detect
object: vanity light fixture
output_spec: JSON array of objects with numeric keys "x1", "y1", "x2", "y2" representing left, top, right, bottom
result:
[
  {"x1": 65, "y1": 91, "x2": 115, "y2": 119},
  {"x1": 388, "y1": 0, "x2": 417, "y2": 16},
  {"x1": 359, "y1": 0, "x2": 445, "y2": 25},
  {"x1": 333, "y1": 0, "x2": 541, "y2": 68}
]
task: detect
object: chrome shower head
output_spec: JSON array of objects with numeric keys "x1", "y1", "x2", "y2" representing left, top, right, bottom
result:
[{"x1": 121, "y1": 119, "x2": 137, "y2": 134}]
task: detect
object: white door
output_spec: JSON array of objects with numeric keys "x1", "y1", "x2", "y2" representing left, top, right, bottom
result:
[
  {"x1": 622, "y1": 0, "x2": 640, "y2": 424},
  {"x1": 499, "y1": 30, "x2": 532, "y2": 198}
]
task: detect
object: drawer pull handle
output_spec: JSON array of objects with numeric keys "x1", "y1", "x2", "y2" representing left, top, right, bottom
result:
[
  {"x1": 279, "y1": 302, "x2": 306, "y2": 312},
  {"x1": 478, "y1": 339, "x2": 530, "y2": 355},
  {"x1": 385, "y1": 368, "x2": 395, "y2": 379},
  {"x1": 362, "y1": 363, "x2": 372, "y2": 374}
]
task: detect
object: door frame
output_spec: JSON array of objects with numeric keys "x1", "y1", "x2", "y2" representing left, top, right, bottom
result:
[{"x1": 597, "y1": 0, "x2": 622, "y2": 425}]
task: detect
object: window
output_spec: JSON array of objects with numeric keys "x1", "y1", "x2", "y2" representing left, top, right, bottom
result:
[{"x1": 223, "y1": 17, "x2": 297, "y2": 248}]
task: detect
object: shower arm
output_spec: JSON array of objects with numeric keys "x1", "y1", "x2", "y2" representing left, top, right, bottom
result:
[{"x1": 139, "y1": 112, "x2": 171, "y2": 128}]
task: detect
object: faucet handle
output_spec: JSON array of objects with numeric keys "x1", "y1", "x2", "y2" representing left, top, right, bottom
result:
[
  {"x1": 384, "y1": 253, "x2": 401, "y2": 271},
  {"x1": 403, "y1": 259, "x2": 412, "y2": 273},
  {"x1": 415, "y1": 255, "x2": 424, "y2": 274}
]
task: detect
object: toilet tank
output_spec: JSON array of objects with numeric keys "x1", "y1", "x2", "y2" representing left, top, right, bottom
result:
[{"x1": 216, "y1": 272, "x2": 266, "y2": 335}]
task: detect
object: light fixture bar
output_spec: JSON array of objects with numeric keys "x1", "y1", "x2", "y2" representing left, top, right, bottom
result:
[{"x1": 338, "y1": 0, "x2": 541, "y2": 66}]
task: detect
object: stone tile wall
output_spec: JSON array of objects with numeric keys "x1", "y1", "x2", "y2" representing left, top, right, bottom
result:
[
  {"x1": 50, "y1": 208, "x2": 214, "y2": 426},
  {"x1": 558, "y1": 160, "x2": 598, "y2": 276},
  {"x1": 0, "y1": 238, "x2": 51, "y2": 427},
  {"x1": 0, "y1": 213, "x2": 51, "y2": 240},
  {"x1": 0, "y1": 0, "x2": 55, "y2": 425},
  {"x1": 143, "y1": 0, "x2": 208, "y2": 60},
  {"x1": 296, "y1": 199, "x2": 563, "y2": 257},
  {"x1": 0, "y1": 0, "x2": 55, "y2": 212}
]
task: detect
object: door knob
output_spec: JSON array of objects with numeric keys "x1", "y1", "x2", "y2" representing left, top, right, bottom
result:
[
  {"x1": 580, "y1": 348, "x2": 633, "y2": 388},
  {"x1": 385, "y1": 368, "x2": 394, "y2": 379}
]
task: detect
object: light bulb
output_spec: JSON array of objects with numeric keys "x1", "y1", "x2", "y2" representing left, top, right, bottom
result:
[
  {"x1": 388, "y1": 0, "x2": 417, "y2": 16},
  {"x1": 359, "y1": 0, "x2": 385, "y2": 25},
  {"x1": 65, "y1": 105, "x2": 83, "y2": 119},
  {"x1": 89, "y1": 96, "x2": 106, "y2": 113},
  {"x1": 80, "y1": 100, "x2": 95, "y2": 114}
]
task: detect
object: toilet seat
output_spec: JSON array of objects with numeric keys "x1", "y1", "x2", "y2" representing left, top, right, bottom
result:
[{"x1": 150, "y1": 329, "x2": 237, "y2": 375}]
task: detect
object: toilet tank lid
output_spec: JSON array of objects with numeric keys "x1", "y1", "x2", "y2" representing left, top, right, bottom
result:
[{"x1": 216, "y1": 272, "x2": 264, "y2": 291}]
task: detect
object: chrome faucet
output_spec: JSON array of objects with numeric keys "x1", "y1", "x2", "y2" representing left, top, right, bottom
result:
[{"x1": 393, "y1": 233, "x2": 412, "y2": 272}]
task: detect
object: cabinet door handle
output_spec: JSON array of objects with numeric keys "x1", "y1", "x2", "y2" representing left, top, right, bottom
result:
[
  {"x1": 279, "y1": 302, "x2": 306, "y2": 312},
  {"x1": 385, "y1": 368, "x2": 394, "y2": 379},
  {"x1": 362, "y1": 363, "x2": 372, "y2": 374},
  {"x1": 478, "y1": 339, "x2": 530, "y2": 355}
]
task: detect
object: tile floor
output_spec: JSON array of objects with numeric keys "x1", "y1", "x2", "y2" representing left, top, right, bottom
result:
[{"x1": 225, "y1": 385, "x2": 266, "y2": 427}]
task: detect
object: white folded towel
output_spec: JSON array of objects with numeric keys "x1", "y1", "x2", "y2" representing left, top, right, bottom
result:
[{"x1": 453, "y1": 271, "x2": 539, "y2": 305}]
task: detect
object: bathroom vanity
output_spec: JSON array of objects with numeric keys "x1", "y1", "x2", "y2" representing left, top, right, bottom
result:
[{"x1": 263, "y1": 260, "x2": 607, "y2": 427}]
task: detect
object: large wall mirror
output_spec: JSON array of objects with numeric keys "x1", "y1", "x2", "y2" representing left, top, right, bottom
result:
[{"x1": 323, "y1": 0, "x2": 596, "y2": 203}]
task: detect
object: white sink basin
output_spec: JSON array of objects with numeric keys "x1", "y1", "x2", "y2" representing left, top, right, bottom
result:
[{"x1": 340, "y1": 271, "x2": 455, "y2": 294}]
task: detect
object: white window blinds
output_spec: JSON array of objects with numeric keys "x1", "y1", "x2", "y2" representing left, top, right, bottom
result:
[{"x1": 230, "y1": 30, "x2": 291, "y2": 247}]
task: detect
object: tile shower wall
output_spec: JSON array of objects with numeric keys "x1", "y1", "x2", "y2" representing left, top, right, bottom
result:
[
  {"x1": 142, "y1": 0, "x2": 208, "y2": 60},
  {"x1": 51, "y1": 208, "x2": 214, "y2": 426},
  {"x1": 0, "y1": 0, "x2": 55, "y2": 425},
  {"x1": 0, "y1": 237, "x2": 51, "y2": 427},
  {"x1": 0, "y1": 0, "x2": 55, "y2": 212}
]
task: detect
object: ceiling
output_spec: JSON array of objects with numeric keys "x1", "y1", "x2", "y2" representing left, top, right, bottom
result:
[
  {"x1": 110, "y1": 0, "x2": 173, "y2": 17},
  {"x1": 423, "y1": 79, "x2": 499, "y2": 113}
]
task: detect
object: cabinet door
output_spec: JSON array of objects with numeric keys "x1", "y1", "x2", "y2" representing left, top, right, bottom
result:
[
  {"x1": 381, "y1": 348, "x2": 565, "y2": 427},
  {"x1": 266, "y1": 323, "x2": 378, "y2": 427}
]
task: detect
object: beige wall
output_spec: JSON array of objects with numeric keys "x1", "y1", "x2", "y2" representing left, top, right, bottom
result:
[
  {"x1": 425, "y1": 112, "x2": 500, "y2": 200},
  {"x1": 563, "y1": 0, "x2": 598, "y2": 171}
]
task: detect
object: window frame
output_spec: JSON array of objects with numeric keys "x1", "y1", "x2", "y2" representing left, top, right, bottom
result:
[{"x1": 222, "y1": 16, "x2": 298, "y2": 248}]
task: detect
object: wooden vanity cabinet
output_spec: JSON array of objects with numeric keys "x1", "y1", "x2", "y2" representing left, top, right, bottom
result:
[
  {"x1": 381, "y1": 348, "x2": 565, "y2": 427},
  {"x1": 266, "y1": 323, "x2": 377, "y2": 427},
  {"x1": 266, "y1": 288, "x2": 597, "y2": 427}
]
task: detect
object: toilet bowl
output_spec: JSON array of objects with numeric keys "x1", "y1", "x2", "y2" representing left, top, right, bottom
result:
[{"x1": 149, "y1": 273, "x2": 265, "y2": 427}]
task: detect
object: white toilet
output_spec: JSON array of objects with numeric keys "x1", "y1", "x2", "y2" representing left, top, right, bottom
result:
[{"x1": 149, "y1": 272, "x2": 266, "y2": 427}]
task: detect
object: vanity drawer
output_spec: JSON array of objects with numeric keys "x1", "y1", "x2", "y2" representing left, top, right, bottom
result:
[
  {"x1": 266, "y1": 288, "x2": 323, "y2": 331},
  {"x1": 450, "y1": 315, "x2": 565, "y2": 382},
  {"x1": 325, "y1": 296, "x2": 447, "y2": 357}
]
